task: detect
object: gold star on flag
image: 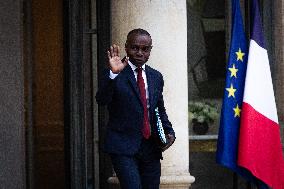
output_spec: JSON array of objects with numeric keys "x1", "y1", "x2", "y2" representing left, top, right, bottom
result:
[
  {"x1": 236, "y1": 48, "x2": 245, "y2": 61},
  {"x1": 226, "y1": 84, "x2": 236, "y2": 98},
  {"x1": 228, "y1": 64, "x2": 238, "y2": 78},
  {"x1": 233, "y1": 104, "x2": 241, "y2": 117}
]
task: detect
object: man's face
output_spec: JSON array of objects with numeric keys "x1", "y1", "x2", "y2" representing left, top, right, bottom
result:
[{"x1": 125, "y1": 34, "x2": 152, "y2": 67}]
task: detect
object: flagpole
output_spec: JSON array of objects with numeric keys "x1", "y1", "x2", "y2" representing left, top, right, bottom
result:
[
  {"x1": 233, "y1": 173, "x2": 238, "y2": 189},
  {"x1": 247, "y1": 182, "x2": 252, "y2": 189},
  {"x1": 244, "y1": 1, "x2": 253, "y2": 189},
  {"x1": 245, "y1": 1, "x2": 258, "y2": 187},
  {"x1": 245, "y1": 1, "x2": 251, "y2": 189},
  {"x1": 245, "y1": 0, "x2": 250, "y2": 37}
]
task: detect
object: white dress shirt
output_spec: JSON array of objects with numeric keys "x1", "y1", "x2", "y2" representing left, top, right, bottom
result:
[{"x1": 109, "y1": 61, "x2": 150, "y2": 108}]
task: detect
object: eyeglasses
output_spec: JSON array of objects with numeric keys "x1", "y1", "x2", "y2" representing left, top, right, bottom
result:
[{"x1": 129, "y1": 45, "x2": 152, "y2": 53}]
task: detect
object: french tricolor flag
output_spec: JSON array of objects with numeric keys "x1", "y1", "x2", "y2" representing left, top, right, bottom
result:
[{"x1": 238, "y1": 0, "x2": 284, "y2": 188}]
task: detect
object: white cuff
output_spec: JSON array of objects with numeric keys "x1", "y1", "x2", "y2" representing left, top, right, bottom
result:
[{"x1": 109, "y1": 70, "x2": 119, "y2": 79}]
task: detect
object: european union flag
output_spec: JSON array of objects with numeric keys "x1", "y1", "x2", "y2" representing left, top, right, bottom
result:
[
  {"x1": 216, "y1": 0, "x2": 255, "y2": 183},
  {"x1": 216, "y1": 1, "x2": 271, "y2": 188}
]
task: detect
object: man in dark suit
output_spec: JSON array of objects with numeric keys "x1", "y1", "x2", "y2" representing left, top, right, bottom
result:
[{"x1": 96, "y1": 28, "x2": 175, "y2": 189}]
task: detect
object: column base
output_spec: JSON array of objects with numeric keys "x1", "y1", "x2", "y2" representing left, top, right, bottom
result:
[
  {"x1": 160, "y1": 174, "x2": 195, "y2": 189},
  {"x1": 108, "y1": 174, "x2": 195, "y2": 188}
]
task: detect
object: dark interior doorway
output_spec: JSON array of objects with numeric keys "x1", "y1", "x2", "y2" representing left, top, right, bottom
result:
[{"x1": 29, "y1": 0, "x2": 65, "y2": 188}]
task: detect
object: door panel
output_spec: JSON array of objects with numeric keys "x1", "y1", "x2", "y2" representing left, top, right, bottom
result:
[{"x1": 32, "y1": 0, "x2": 65, "y2": 188}]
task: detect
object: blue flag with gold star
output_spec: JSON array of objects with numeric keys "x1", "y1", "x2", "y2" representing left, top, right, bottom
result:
[
  {"x1": 216, "y1": 0, "x2": 253, "y2": 181},
  {"x1": 216, "y1": 1, "x2": 270, "y2": 188}
]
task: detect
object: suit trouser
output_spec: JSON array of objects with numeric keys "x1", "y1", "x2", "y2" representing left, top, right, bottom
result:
[{"x1": 110, "y1": 138, "x2": 161, "y2": 189}]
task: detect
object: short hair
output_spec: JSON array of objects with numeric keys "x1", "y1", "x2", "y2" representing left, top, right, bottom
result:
[{"x1": 126, "y1": 28, "x2": 151, "y2": 44}]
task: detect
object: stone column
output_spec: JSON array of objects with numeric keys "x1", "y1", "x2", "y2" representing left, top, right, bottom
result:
[
  {"x1": 274, "y1": 0, "x2": 284, "y2": 142},
  {"x1": 0, "y1": 1, "x2": 26, "y2": 188},
  {"x1": 111, "y1": 0, "x2": 195, "y2": 188}
]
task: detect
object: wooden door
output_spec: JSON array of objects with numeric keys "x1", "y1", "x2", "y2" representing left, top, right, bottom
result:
[{"x1": 32, "y1": 0, "x2": 65, "y2": 188}]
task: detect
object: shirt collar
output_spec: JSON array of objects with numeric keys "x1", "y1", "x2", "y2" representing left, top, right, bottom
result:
[{"x1": 128, "y1": 60, "x2": 146, "y2": 72}]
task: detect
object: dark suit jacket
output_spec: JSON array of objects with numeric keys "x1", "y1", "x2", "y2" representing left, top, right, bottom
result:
[{"x1": 96, "y1": 64, "x2": 175, "y2": 156}]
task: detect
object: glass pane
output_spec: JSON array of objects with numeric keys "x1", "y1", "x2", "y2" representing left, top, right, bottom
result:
[{"x1": 188, "y1": 0, "x2": 225, "y2": 138}]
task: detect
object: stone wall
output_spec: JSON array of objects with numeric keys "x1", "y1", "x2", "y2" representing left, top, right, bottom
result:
[{"x1": 0, "y1": 1, "x2": 25, "y2": 188}]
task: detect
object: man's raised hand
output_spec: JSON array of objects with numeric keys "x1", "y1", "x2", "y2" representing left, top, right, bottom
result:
[{"x1": 107, "y1": 44, "x2": 128, "y2": 74}]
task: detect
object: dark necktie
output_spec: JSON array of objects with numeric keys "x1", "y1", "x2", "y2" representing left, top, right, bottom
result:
[{"x1": 136, "y1": 67, "x2": 151, "y2": 139}]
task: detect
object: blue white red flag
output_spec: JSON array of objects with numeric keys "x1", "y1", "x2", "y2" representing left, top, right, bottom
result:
[{"x1": 238, "y1": 0, "x2": 284, "y2": 188}]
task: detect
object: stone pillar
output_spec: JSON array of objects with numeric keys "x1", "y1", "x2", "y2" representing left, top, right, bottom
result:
[
  {"x1": 274, "y1": 0, "x2": 284, "y2": 124},
  {"x1": 111, "y1": 0, "x2": 195, "y2": 188},
  {"x1": 274, "y1": 0, "x2": 284, "y2": 142},
  {"x1": 0, "y1": 0, "x2": 26, "y2": 188}
]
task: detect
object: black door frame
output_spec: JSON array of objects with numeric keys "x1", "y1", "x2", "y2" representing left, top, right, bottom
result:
[
  {"x1": 63, "y1": 0, "x2": 112, "y2": 188},
  {"x1": 64, "y1": 0, "x2": 94, "y2": 188}
]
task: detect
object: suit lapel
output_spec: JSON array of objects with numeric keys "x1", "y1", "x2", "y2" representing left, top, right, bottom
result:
[
  {"x1": 124, "y1": 65, "x2": 141, "y2": 103},
  {"x1": 124, "y1": 64, "x2": 158, "y2": 109}
]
